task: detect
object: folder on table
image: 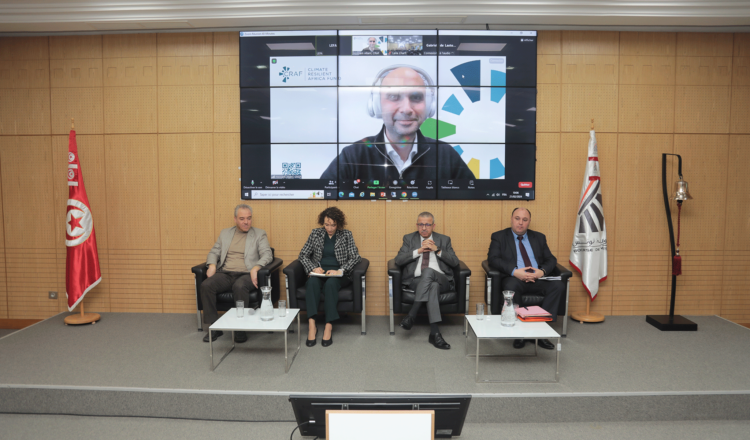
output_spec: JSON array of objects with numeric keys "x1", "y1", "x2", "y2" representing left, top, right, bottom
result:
[{"x1": 516, "y1": 305, "x2": 552, "y2": 319}]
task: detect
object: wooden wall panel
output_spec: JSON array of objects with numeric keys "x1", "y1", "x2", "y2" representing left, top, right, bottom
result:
[
  {"x1": 730, "y1": 86, "x2": 750, "y2": 134},
  {"x1": 5, "y1": 249, "x2": 60, "y2": 319},
  {"x1": 0, "y1": 136, "x2": 55, "y2": 248},
  {"x1": 102, "y1": 57, "x2": 157, "y2": 87},
  {"x1": 537, "y1": 31, "x2": 561, "y2": 55},
  {"x1": 108, "y1": 249, "x2": 162, "y2": 313},
  {"x1": 158, "y1": 86, "x2": 213, "y2": 133},
  {"x1": 103, "y1": 86, "x2": 157, "y2": 134},
  {"x1": 157, "y1": 56, "x2": 213, "y2": 85},
  {"x1": 618, "y1": 85, "x2": 675, "y2": 133},
  {"x1": 562, "y1": 55, "x2": 618, "y2": 84},
  {"x1": 104, "y1": 134, "x2": 160, "y2": 249},
  {"x1": 676, "y1": 33, "x2": 734, "y2": 57},
  {"x1": 674, "y1": 86, "x2": 731, "y2": 133},
  {"x1": 562, "y1": 31, "x2": 619, "y2": 55},
  {"x1": 50, "y1": 59, "x2": 103, "y2": 88},
  {"x1": 0, "y1": 36, "x2": 49, "y2": 60},
  {"x1": 0, "y1": 88, "x2": 51, "y2": 135},
  {"x1": 0, "y1": 60, "x2": 50, "y2": 89},
  {"x1": 732, "y1": 57, "x2": 750, "y2": 86},
  {"x1": 675, "y1": 57, "x2": 733, "y2": 86},
  {"x1": 214, "y1": 85, "x2": 240, "y2": 133},
  {"x1": 619, "y1": 32, "x2": 676, "y2": 56},
  {"x1": 619, "y1": 56, "x2": 675, "y2": 85},
  {"x1": 158, "y1": 133, "x2": 215, "y2": 250},
  {"x1": 50, "y1": 87, "x2": 104, "y2": 134},
  {"x1": 103, "y1": 34, "x2": 157, "y2": 58},
  {"x1": 560, "y1": 84, "x2": 618, "y2": 132},
  {"x1": 49, "y1": 35, "x2": 102, "y2": 60},
  {"x1": 734, "y1": 33, "x2": 750, "y2": 57},
  {"x1": 0, "y1": 31, "x2": 748, "y2": 321},
  {"x1": 214, "y1": 56, "x2": 240, "y2": 85},
  {"x1": 157, "y1": 33, "x2": 213, "y2": 57},
  {"x1": 673, "y1": 135, "x2": 729, "y2": 251},
  {"x1": 214, "y1": 32, "x2": 239, "y2": 57}
]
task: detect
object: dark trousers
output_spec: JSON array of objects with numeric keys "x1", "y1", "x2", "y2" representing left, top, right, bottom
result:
[
  {"x1": 305, "y1": 276, "x2": 351, "y2": 323},
  {"x1": 200, "y1": 271, "x2": 257, "y2": 325},
  {"x1": 500, "y1": 277, "x2": 564, "y2": 322},
  {"x1": 408, "y1": 268, "x2": 452, "y2": 324}
]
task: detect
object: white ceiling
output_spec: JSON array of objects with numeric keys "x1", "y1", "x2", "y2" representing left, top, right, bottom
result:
[{"x1": 1, "y1": 0, "x2": 750, "y2": 34}]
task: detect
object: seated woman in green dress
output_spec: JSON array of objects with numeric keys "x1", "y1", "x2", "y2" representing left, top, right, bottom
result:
[{"x1": 298, "y1": 206, "x2": 362, "y2": 347}]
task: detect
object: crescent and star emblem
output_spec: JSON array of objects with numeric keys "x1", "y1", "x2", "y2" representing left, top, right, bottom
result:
[{"x1": 66, "y1": 199, "x2": 93, "y2": 247}]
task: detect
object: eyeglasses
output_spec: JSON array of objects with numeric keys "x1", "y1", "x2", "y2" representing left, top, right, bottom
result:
[{"x1": 416, "y1": 223, "x2": 433, "y2": 228}]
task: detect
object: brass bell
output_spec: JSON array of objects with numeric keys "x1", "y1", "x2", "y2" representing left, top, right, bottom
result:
[{"x1": 673, "y1": 177, "x2": 693, "y2": 201}]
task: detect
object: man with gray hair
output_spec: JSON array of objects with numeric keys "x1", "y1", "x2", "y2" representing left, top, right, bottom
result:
[
  {"x1": 394, "y1": 212, "x2": 459, "y2": 349},
  {"x1": 200, "y1": 204, "x2": 272, "y2": 343}
]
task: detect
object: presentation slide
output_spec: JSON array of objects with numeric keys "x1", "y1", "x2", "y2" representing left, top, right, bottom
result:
[{"x1": 239, "y1": 30, "x2": 536, "y2": 201}]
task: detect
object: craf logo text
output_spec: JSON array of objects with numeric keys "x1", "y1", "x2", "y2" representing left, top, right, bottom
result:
[{"x1": 279, "y1": 66, "x2": 302, "y2": 83}]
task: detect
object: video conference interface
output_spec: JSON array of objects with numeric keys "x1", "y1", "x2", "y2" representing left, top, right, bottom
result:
[{"x1": 240, "y1": 30, "x2": 537, "y2": 200}]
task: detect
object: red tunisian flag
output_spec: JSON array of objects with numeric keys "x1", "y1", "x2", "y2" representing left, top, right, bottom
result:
[{"x1": 65, "y1": 129, "x2": 102, "y2": 311}]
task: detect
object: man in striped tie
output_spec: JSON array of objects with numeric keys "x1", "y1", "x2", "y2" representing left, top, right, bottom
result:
[
  {"x1": 395, "y1": 212, "x2": 460, "y2": 349},
  {"x1": 487, "y1": 207, "x2": 564, "y2": 350}
]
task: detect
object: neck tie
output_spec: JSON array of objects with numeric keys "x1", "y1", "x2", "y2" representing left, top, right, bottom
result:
[
  {"x1": 421, "y1": 248, "x2": 430, "y2": 271},
  {"x1": 518, "y1": 236, "x2": 535, "y2": 273}
]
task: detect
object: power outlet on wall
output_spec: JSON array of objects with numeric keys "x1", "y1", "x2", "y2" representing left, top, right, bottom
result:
[{"x1": 48, "y1": 291, "x2": 58, "y2": 299}]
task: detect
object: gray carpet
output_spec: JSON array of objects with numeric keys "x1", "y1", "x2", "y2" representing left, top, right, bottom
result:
[
  {"x1": 0, "y1": 328, "x2": 17, "y2": 338},
  {"x1": 2, "y1": 414, "x2": 749, "y2": 440},
  {"x1": 1, "y1": 312, "x2": 748, "y2": 395}
]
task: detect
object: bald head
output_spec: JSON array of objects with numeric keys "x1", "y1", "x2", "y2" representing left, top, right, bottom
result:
[{"x1": 380, "y1": 67, "x2": 429, "y2": 143}]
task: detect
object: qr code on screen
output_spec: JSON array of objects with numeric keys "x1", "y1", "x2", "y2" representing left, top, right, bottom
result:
[{"x1": 282, "y1": 162, "x2": 302, "y2": 177}]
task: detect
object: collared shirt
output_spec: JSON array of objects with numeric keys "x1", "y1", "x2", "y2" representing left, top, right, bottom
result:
[
  {"x1": 412, "y1": 234, "x2": 444, "y2": 278},
  {"x1": 385, "y1": 142, "x2": 417, "y2": 174},
  {"x1": 513, "y1": 231, "x2": 539, "y2": 273}
]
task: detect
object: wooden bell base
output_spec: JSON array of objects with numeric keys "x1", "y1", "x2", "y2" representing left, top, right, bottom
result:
[
  {"x1": 570, "y1": 311, "x2": 605, "y2": 323},
  {"x1": 64, "y1": 312, "x2": 100, "y2": 325}
]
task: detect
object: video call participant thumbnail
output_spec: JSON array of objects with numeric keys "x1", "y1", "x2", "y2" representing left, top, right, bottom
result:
[
  {"x1": 361, "y1": 37, "x2": 384, "y2": 55},
  {"x1": 320, "y1": 65, "x2": 473, "y2": 181}
]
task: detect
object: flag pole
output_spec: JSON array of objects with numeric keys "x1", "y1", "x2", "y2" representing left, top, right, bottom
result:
[
  {"x1": 570, "y1": 119, "x2": 605, "y2": 324},
  {"x1": 64, "y1": 117, "x2": 100, "y2": 326}
]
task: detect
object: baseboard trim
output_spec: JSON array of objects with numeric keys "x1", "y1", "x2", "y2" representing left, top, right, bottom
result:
[{"x1": 0, "y1": 319, "x2": 43, "y2": 329}]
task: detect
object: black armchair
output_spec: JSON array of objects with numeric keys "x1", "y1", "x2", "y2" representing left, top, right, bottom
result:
[
  {"x1": 481, "y1": 260, "x2": 572, "y2": 337},
  {"x1": 387, "y1": 259, "x2": 471, "y2": 335},
  {"x1": 283, "y1": 259, "x2": 370, "y2": 335},
  {"x1": 192, "y1": 248, "x2": 283, "y2": 331}
]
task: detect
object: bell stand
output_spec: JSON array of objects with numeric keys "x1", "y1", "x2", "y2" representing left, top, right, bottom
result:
[
  {"x1": 570, "y1": 119, "x2": 605, "y2": 324},
  {"x1": 63, "y1": 117, "x2": 100, "y2": 326}
]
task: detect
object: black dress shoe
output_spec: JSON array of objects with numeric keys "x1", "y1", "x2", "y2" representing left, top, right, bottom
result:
[
  {"x1": 537, "y1": 339, "x2": 555, "y2": 350},
  {"x1": 428, "y1": 332, "x2": 451, "y2": 350},
  {"x1": 321, "y1": 335, "x2": 333, "y2": 347},
  {"x1": 234, "y1": 331, "x2": 247, "y2": 343},
  {"x1": 513, "y1": 339, "x2": 526, "y2": 349},
  {"x1": 203, "y1": 330, "x2": 223, "y2": 343},
  {"x1": 306, "y1": 327, "x2": 317, "y2": 347},
  {"x1": 400, "y1": 315, "x2": 414, "y2": 330}
]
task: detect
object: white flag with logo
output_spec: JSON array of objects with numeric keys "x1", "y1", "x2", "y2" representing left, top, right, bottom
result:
[{"x1": 569, "y1": 130, "x2": 607, "y2": 300}]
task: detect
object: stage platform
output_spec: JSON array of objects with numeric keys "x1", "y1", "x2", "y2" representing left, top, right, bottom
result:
[{"x1": 1, "y1": 312, "x2": 750, "y2": 429}]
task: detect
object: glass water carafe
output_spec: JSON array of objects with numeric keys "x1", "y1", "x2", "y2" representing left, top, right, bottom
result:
[
  {"x1": 259, "y1": 286, "x2": 274, "y2": 321},
  {"x1": 500, "y1": 290, "x2": 517, "y2": 327}
]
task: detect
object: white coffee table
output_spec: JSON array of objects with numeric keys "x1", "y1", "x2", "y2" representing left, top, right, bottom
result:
[
  {"x1": 465, "y1": 315, "x2": 561, "y2": 383},
  {"x1": 209, "y1": 308, "x2": 300, "y2": 373}
]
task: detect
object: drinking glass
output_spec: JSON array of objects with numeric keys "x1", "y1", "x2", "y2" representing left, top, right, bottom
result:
[
  {"x1": 476, "y1": 303, "x2": 484, "y2": 320},
  {"x1": 236, "y1": 300, "x2": 244, "y2": 318},
  {"x1": 278, "y1": 300, "x2": 287, "y2": 317}
]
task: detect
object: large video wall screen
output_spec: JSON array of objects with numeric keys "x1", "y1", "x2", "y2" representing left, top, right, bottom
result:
[{"x1": 240, "y1": 30, "x2": 537, "y2": 200}]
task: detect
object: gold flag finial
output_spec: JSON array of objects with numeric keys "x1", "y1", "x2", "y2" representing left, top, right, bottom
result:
[
  {"x1": 71, "y1": 118, "x2": 75, "y2": 130},
  {"x1": 590, "y1": 118, "x2": 594, "y2": 130}
]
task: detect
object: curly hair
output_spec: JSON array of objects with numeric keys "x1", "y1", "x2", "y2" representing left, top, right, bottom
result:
[{"x1": 318, "y1": 206, "x2": 347, "y2": 230}]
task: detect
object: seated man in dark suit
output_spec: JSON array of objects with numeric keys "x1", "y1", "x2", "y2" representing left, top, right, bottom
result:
[
  {"x1": 487, "y1": 207, "x2": 564, "y2": 350},
  {"x1": 395, "y1": 212, "x2": 459, "y2": 350}
]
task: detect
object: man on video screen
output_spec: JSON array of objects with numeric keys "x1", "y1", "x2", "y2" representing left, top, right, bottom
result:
[
  {"x1": 321, "y1": 65, "x2": 473, "y2": 181},
  {"x1": 362, "y1": 37, "x2": 384, "y2": 55}
]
